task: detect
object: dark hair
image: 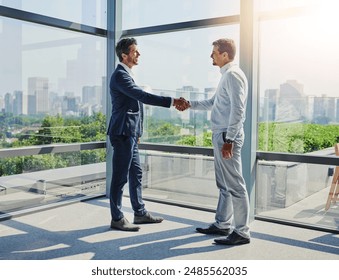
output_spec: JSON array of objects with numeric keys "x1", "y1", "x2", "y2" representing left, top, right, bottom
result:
[
  {"x1": 212, "y1": 38, "x2": 236, "y2": 60},
  {"x1": 115, "y1": 38, "x2": 137, "y2": 62}
]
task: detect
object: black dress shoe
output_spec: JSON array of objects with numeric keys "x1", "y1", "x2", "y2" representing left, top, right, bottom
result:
[
  {"x1": 214, "y1": 231, "x2": 250, "y2": 245},
  {"x1": 196, "y1": 224, "x2": 230, "y2": 236}
]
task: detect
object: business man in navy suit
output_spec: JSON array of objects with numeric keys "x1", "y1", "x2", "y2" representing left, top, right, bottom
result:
[{"x1": 107, "y1": 38, "x2": 188, "y2": 231}]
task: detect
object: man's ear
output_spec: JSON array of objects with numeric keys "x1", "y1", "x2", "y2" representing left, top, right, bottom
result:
[{"x1": 223, "y1": 52, "x2": 230, "y2": 63}]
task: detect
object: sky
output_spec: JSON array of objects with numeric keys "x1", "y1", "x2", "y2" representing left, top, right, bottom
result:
[
  {"x1": 1, "y1": 0, "x2": 339, "y2": 98},
  {"x1": 125, "y1": 0, "x2": 339, "y2": 98},
  {"x1": 258, "y1": 0, "x2": 339, "y2": 97}
]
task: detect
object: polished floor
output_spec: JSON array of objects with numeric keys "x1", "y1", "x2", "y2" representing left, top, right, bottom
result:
[{"x1": 0, "y1": 196, "x2": 338, "y2": 260}]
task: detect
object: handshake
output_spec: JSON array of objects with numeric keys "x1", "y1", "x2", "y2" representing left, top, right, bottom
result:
[{"x1": 173, "y1": 97, "x2": 190, "y2": 111}]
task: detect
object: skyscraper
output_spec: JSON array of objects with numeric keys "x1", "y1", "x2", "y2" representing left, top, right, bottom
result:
[
  {"x1": 13, "y1": 90, "x2": 26, "y2": 115},
  {"x1": 4, "y1": 92, "x2": 13, "y2": 114},
  {"x1": 276, "y1": 80, "x2": 307, "y2": 122},
  {"x1": 263, "y1": 89, "x2": 279, "y2": 122},
  {"x1": 28, "y1": 77, "x2": 49, "y2": 115}
]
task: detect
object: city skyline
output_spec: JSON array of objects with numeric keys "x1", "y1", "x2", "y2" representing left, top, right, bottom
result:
[
  {"x1": 1, "y1": 76, "x2": 339, "y2": 124},
  {"x1": 2, "y1": 76, "x2": 339, "y2": 97}
]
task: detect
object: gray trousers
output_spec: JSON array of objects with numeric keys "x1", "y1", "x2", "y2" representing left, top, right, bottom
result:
[{"x1": 212, "y1": 130, "x2": 250, "y2": 238}]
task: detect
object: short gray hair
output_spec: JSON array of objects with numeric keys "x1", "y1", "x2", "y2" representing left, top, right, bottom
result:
[{"x1": 212, "y1": 38, "x2": 236, "y2": 60}]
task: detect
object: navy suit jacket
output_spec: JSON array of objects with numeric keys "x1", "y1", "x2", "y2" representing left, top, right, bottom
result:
[{"x1": 107, "y1": 64, "x2": 172, "y2": 138}]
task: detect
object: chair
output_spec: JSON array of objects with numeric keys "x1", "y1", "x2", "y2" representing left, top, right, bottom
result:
[{"x1": 325, "y1": 143, "x2": 339, "y2": 211}]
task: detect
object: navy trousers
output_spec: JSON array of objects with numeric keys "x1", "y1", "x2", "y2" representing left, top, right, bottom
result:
[{"x1": 109, "y1": 135, "x2": 146, "y2": 221}]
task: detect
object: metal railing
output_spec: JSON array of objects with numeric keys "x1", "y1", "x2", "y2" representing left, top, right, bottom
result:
[
  {"x1": 1, "y1": 141, "x2": 338, "y2": 165},
  {"x1": 257, "y1": 151, "x2": 339, "y2": 166},
  {"x1": 0, "y1": 141, "x2": 106, "y2": 159}
]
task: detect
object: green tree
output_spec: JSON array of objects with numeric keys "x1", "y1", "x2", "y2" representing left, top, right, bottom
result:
[
  {"x1": 258, "y1": 122, "x2": 339, "y2": 153},
  {"x1": 177, "y1": 131, "x2": 212, "y2": 147},
  {"x1": 32, "y1": 114, "x2": 65, "y2": 144},
  {"x1": 0, "y1": 113, "x2": 107, "y2": 176},
  {"x1": 0, "y1": 157, "x2": 23, "y2": 176},
  {"x1": 80, "y1": 112, "x2": 106, "y2": 141}
]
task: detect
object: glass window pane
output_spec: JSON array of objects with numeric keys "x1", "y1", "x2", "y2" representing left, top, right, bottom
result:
[
  {"x1": 133, "y1": 26, "x2": 239, "y2": 91},
  {"x1": 140, "y1": 150, "x2": 217, "y2": 209},
  {"x1": 0, "y1": 152, "x2": 106, "y2": 214},
  {"x1": 121, "y1": 0, "x2": 239, "y2": 29},
  {"x1": 0, "y1": 0, "x2": 107, "y2": 28},
  {"x1": 256, "y1": 0, "x2": 339, "y2": 233},
  {"x1": 125, "y1": 25, "x2": 239, "y2": 146},
  {"x1": 258, "y1": 1, "x2": 339, "y2": 153},
  {"x1": 256, "y1": 160, "x2": 338, "y2": 232},
  {"x1": 0, "y1": 17, "x2": 106, "y2": 148}
]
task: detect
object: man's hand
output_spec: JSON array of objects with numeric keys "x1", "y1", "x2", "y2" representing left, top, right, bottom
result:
[
  {"x1": 222, "y1": 142, "x2": 233, "y2": 159},
  {"x1": 173, "y1": 97, "x2": 190, "y2": 111}
]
